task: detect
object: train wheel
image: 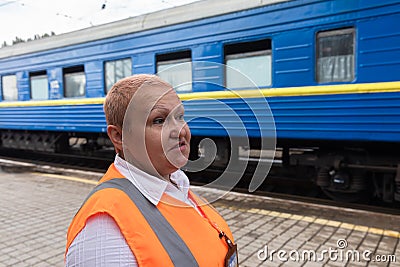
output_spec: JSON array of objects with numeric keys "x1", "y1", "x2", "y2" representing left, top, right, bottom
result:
[
  {"x1": 317, "y1": 167, "x2": 371, "y2": 203},
  {"x1": 186, "y1": 136, "x2": 230, "y2": 172}
]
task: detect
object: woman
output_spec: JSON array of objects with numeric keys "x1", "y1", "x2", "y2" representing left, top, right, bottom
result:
[{"x1": 65, "y1": 74, "x2": 237, "y2": 267}]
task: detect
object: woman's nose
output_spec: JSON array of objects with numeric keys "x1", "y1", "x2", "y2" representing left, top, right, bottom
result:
[
  {"x1": 169, "y1": 120, "x2": 187, "y2": 139},
  {"x1": 178, "y1": 124, "x2": 187, "y2": 139}
]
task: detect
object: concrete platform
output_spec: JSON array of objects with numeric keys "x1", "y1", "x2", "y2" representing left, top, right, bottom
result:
[{"x1": 0, "y1": 165, "x2": 398, "y2": 267}]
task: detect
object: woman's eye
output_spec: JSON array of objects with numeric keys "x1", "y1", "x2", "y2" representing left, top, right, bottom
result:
[
  {"x1": 176, "y1": 114, "x2": 184, "y2": 121},
  {"x1": 153, "y1": 118, "x2": 165, "y2": 124}
]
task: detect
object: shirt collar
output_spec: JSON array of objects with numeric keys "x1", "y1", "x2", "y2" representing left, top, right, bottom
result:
[{"x1": 113, "y1": 155, "x2": 190, "y2": 206}]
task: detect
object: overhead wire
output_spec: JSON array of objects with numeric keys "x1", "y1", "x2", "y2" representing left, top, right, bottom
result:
[{"x1": 0, "y1": 0, "x2": 25, "y2": 8}]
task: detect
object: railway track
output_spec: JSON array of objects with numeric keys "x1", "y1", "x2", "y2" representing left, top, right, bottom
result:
[{"x1": 1, "y1": 149, "x2": 399, "y2": 215}]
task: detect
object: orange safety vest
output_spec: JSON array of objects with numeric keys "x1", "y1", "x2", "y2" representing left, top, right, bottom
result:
[{"x1": 66, "y1": 164, "x2": 235, "y2": 266}]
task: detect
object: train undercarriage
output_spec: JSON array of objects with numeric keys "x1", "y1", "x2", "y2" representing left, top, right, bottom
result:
[{"x1": 187, "y1": 136, "x2": 400, "y2": 205}]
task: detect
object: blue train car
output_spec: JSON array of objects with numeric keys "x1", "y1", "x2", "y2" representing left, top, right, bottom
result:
[{"x1": 0, "y1": 0, "x2": 399, "y2": 202}]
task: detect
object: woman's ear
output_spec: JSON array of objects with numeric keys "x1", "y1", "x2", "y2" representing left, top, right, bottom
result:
[{"x1": 107, "y1": 125, "x2": 123, "y2": 156}]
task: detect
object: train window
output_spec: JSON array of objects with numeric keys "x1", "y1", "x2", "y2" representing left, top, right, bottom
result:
[
  {"x1": 316, "y1": 28, "x2": 354, "y2": 83},
  {"x1": 156, "y1": 50, "x2": 192, "y2": 93},
  {"x1": 63, "y1": 66, "x2": 86, "y2": 97},
  {"x1": 105, "y1": 58, "x2": 132, "y2": 93},
  {"x1": 30, "y1": 71, "x2": 49, "y2": 100},
  {"x1": 225, "y1": 39, "x2": 272, "y2": 89},
  {"x1": 1, "y1": 75, "x2": 18, "y2": 101}
]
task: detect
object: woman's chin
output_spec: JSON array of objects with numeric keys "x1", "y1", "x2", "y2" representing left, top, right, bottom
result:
[
  {"x1": 166, "y1": 150, "x2": 189, "y2": 167},
  {"x1": 168, "y1": 156, "x2": 189, "y2": 170}
]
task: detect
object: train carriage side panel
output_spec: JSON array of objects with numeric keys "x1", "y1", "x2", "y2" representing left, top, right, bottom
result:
[
  {"x1": 0, "y1": 76, "x2": 2, "y2": 101},
  {"x1": 0, "y1": 102, "x2": 106, "y2": 133},
  {"x1": 1, "y1": 84, "x2": 399, "y2": 141},
  {"x1": 358, "y1": 12, "x2": 400, "y2": 83},
  {"x1": 17, "y1": 71, "x2": 29, "y2": 101},
  {"x1": 48, "y1": 68, "x2": 64, "y2": 99},
  {"x1": 192, "y1": 42, "x2": 224, "y2": 92},
  {"x1": 85, "y1": 61, "x2": 105, "y2": 98},
  {"x1": 273, "y1": 28, "x2": 314, "y2": 88},
  {"x1": 133, "y1": 53, "x2": 155, "y2": 75},
  {"x1": 183, "y1": 88, "x2": 400, "y2": 143}
]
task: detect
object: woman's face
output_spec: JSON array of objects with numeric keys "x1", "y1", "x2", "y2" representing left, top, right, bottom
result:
[
  {"x1": 123, "y1": 84, "x2": 191, "y2": 178},
  {"x1": 145, "y1": 89, "x2": 191, "y2": 177}
]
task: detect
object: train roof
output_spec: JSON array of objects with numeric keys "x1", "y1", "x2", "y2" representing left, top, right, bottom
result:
[{"x1": 0, "y1": 0, "x2": 290, "y2": 59}]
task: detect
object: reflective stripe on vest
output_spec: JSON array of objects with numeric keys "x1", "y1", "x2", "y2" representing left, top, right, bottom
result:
[{"x1": 83, "y1": 178, "x2": 199, "y2": 267}]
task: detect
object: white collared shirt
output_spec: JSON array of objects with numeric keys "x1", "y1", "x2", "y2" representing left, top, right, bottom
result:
[
  {"x1": 66, "y1": 155, "x2": 196, "y2": 267},
  {"x1": 114, "y1": 154, "x2": 194, "y2": 207}
]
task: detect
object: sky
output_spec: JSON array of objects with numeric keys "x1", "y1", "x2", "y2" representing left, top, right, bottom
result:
[{"x1": 0, "y1": 0, "x2": 200, "y2": 45}]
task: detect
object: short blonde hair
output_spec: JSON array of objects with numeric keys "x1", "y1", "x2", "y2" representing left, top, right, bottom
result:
[{"x1": 103, "y1": 74, "x2": 170, "y2": 128}]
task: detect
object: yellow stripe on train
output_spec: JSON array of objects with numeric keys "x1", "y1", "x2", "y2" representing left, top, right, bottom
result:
[
  {"x1": 0, "y1": 81, "x2": 399, "y2": 107},
  {"x1": 0, "y1": 97, "x2": 105, "y2": 107},
  {"x1": 179, "y1": 81, "x2": 400, "y2": 100}
]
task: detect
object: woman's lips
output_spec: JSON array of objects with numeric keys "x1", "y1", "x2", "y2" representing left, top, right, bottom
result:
[
  {"x1": 179, "y1": 142, "x2": 188, "y2": 152},
  {"x1": 170, "y1": 140, "x2": 188, "y2": 152}
]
